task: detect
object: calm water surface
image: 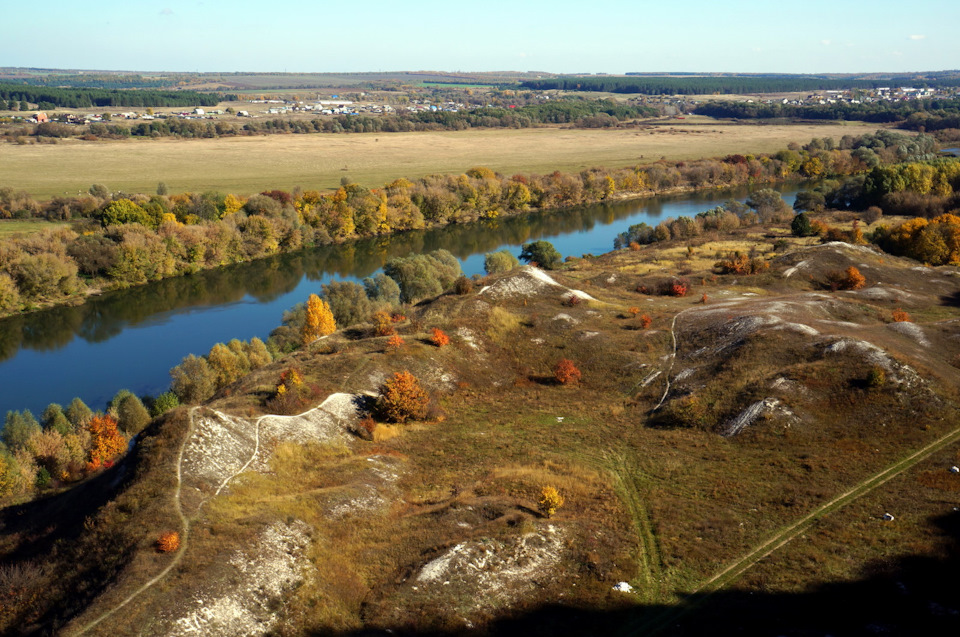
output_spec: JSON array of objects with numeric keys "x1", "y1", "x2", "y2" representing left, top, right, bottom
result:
[{"x1": 0, "y1": 185, "x2": 798, "y2": 417}]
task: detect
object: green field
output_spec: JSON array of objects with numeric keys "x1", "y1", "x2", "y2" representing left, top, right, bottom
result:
[
  {"x1": 0, "y1": 119, "x2": 881, "y2": 198},
  {"x1": 0, "y1": 219, "x2": 69, "y2": 237}
]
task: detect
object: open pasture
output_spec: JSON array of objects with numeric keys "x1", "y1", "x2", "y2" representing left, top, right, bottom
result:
[{"x1": 0, "y1": 120, "x2": 880, "y2": 198}]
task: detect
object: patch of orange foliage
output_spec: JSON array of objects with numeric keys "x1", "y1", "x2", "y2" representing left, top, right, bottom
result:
[
  {"x1": 554, "y1": 359, "x2": 582, "y2": 385},
  {"x1": 157, "y1": 531, "x2": 180, "y2": 553},
  {"x1": 892, "y1": 308, "x2": 912, "y2": 322},
  {"x1": 431, "y1": 327, "x2": 450, "y2": 347}
]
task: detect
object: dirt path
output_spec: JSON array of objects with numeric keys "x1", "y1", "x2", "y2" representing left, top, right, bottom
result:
[
  {"x1": 70, "y1": 406, "x2": 267, "y2": 636},
  {"x1": 622, "y1": 423, "x2": 960, "y2": 636}
]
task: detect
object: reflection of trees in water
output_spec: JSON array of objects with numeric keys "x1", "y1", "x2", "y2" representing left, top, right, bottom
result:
[{"x1": 0, "y1": 183, "x2": 786, "y2": 363}]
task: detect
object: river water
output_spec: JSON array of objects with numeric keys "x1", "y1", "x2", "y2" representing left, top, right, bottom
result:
[{"x1": 0, "y1": 185, "x2": 798, "y2": 417}]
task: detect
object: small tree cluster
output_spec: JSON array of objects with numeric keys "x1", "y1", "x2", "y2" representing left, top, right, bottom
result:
[
  {"x1": 484, "y1": 249, "x2": 521, "y2": 275},
  {"x1": 538, "y1": 486, "x2": 565, "y2": 518},
  {"x1": 519, "y1": 240, "x2": 562, "y2": 270},
  {"x1": 265, "y1": 367, "x2": 316, "y2": 415},
  {"x1": 431, "y1": 328, "x2": 450, "y2": 347},
  {"x1": 170, "y1": 336, "x2": 274, "y2": 404},
  {"x1": 376, "y1": 371, "x2": 430, "y2": 423},
  {"x1": 554, "y1": 359, "x2": 582, "y2": 385}
]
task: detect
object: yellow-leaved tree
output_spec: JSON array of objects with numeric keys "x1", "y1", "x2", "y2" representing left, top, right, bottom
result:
[{"x1": 302, "y1": 294, "x2": 336, "y2": 344}]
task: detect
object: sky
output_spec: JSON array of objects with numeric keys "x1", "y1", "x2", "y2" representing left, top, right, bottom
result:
[{"x1": 3, "y1": 0, "x2": 958, "y2": 74}]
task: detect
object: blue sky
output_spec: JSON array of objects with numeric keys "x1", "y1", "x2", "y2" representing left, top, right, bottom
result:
[{"x1": 4, "y1": 0, "x2": 958, "y2": 74}]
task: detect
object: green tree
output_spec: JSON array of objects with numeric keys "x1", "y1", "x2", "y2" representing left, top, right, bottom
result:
[
  {"x1": 115, "y1": 393, "x2": 151, "y2": 435},
  {"x1": 65, "y1": 397, "x2": 93, "y2": 430},
  {"x1": 791, "y1": 212, "x2": 815, "y2": 237},
  {"x1": 150, "y1": 392, "x2": 180, "y2": 417},
  {"x1": 2, "y1": 410, "x2": 40, "y2": 451},
  {"x1": 41, "y1": 403, "x2": 71, "y2": 436},
  {"x1": 157, "y1": 181, "x2": 169, "y2": 196},
  {"x1": 363, "y1": 272, "x2": 401, "y2": 305},
  {"x1": 519, "y1": 240, "x2": 562, "y2": 269},
  {"x1": 170, "y1": 354, "x2": 216, "y2": 403}
]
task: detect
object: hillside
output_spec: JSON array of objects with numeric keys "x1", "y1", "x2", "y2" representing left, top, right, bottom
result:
[{"x1": 3, "y1": 226, "x2": 960, "y2": 636}]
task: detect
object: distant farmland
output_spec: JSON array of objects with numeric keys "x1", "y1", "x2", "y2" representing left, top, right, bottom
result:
[{"x1": 1, "y1": 119, "x2": 881, "y2": 198}]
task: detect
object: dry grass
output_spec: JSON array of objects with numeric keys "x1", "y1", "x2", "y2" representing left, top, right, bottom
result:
[{"x1": 1, "y1": 120, "x2": 881, "y2": 198}]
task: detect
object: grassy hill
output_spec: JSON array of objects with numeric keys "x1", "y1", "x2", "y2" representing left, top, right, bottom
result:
[{"x1": 3, "y1": 221, "x2": 960, "y2": 636}]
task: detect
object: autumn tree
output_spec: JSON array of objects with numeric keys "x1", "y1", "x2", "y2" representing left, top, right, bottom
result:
[
  {"x1": 484, "y1": 249, "x2": 520, "y2": 275},
  {"x1": 156, "y1": 531, "x2": 180, "y2": 552},
  {"x1": 372, "y1": 309, "x2": 395, "y2": 336},
  {"x1": 377, "y1": 371, "x2": 430, "y2": 423},
  {"x1": 302, "y1": 293, "x2": 336, "y2": 344},
  {"x1": 87, "y1": 414, "x2": 127, "y2": 470}
]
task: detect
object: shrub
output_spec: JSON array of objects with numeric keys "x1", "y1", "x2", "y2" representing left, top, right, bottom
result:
[
  {"x1": 827, "y1": 266, "x2": 866, "y2": 291},
  {"x1": 538, "y1": 486, "x2": 565, "y2": 518},
  {"x1": 484, "y1": 249, "x2": 520, "y2": 275},
  {"x1": 156, "y1": 531, "x2": 180, "y2": 553},
  {"x1": 554, "y1": 359, "x2": 582, "y2": 385},
  {"x1": 563, "y1": 294, "x2": 581, "y2": 307},
  {"x1": 791, "y1": 212, "x2": 815, "y2": 237},
  {"x1": 639, "y1": 314, "x2": 653, "y2": 329},
  {"x1": 265, "y1": 367, "x2": 314, "y2": 415},
  {"x1": 377, "y1": 371, "x2": 430, "y2": 423},
  {"x1": 628, "y1": 306, "x2": 640, "y2": 317},
  {"x1": 150, "y1": 392, "x2": 180, "y2": 417},
  {"x1": 453, "y1": 275, "x2": 473, "y2": 295},
  {"x1": 892, "y1": 308, "x2": 912, "y2": 322},
  {"x1": 386, "y1": 334, "x2": 405, "y2": 350},
  {"x1": 867, "y1": 366, "x2": 886, "y2": 388},
  {"x1": 431, "y1": 328, "x2": 450, "y2": 347},
  {"x1": 372, "y1": 309, "x2": 395, "y2": 336}
]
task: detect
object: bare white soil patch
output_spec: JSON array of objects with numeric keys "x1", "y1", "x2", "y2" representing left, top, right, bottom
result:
[
  {"x1": 480, "y1": 266, "x2": 597, "y2": 302},
  {"x1": 414, "y1": 525, "x2": 566, "y2": 611},
  {"x1": 165, "y1": 520, "x2": 311, "y2": 637},
  {"x1": 181, "y1": 411, "x2": 258, "y2": 499},
  {"x1": 824, "y1": 337, "x2": 922, "y2": 385},
  {"x1": 855, "y1": 286, "x2": 921, "y2": 303},
  {"x1": 886, "y1": 321, "x2": 931, "y2": 348},
  {"x1": 720, "y1": 398, "x2": 795, "y2": 437}
]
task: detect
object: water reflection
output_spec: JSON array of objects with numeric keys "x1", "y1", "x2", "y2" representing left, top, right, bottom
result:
[{"x1": 0, "y1": 183, "x2": 796, "y2": 414}]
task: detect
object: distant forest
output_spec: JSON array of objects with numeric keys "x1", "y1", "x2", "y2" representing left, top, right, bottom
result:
[
  {"x1": 520, "y1": 76, "x2": 960, "y2": 95},
  {"x1": 2, "y1": 74, "x2": 176, "y2": 89},
  {"x1": 0, "y1": 82, "x2": 230, "y2": 109},
  {"x1": 694, "y1": 98, "x2": 960, "y2": 133}
]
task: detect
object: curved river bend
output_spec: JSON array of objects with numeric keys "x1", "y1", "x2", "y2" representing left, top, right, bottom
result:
[{"x1": 0, "y1": 185, "x2": 798, "y2": 417}]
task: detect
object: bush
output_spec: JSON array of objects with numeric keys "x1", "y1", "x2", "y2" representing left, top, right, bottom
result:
[
  {"x1": 484, "y1": 249, "x2": 520, "y2": 275},
  {"x1": 156, "y1": 531, "x2": 180, "y2": 553},
  {"x1": 538, "y1": 486, "x2": 565, "y2": 518},
  {"x1": 892, "y1": 308, "x2": 911, "y2": 322},
  {"x1": 322, "y1": 280, "x2": 373, "y2": 327},
  {"x1": 639, "y1": 314, "x2": 653, "y2": 329},
  {"x1": 827, "y1": 266, "x2": 866, "y2": 291},
  {"x1": 867, "y1": 366, "x2": 886, "y2": 388},
  {"x1": 791, "y1": 212, "x2": 815, "y2": 237},
  {"x1": 150, "y1": 392, "x2": 180, "y2": 417},
  {"x1": 453, "y1": 275, "x2": 473, "y2": 295},
  {"x1": 372, "y1": 309, "x2": 395, "y2": 336},
  {"x1": 386, "y1": 334, "x2": 404, "y2": 350},
  {"x1": 554, "y1": 359, "x2": 582, "y2": 385},
  {"x1": 377, "y1": 371, "x2": 430, "y2": 423},
  {"x1": 431, "y1": 328, "x2": 450, "y2": 347}
]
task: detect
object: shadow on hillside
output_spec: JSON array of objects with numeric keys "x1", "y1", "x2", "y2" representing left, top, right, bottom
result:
[{"x1": 317, "y1": 509, "x2": 960, "y2": 637}]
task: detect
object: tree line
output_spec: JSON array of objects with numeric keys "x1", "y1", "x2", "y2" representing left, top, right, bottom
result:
[
  {"x1": 520, "y1": 76, "x2": 960, "y2": 96},
  {"x1": 0, "y1": 82, "x2": 230, "y2": 109},
  {"x1": 694, "y1": 97, "x2": 960, "y2": 132}
]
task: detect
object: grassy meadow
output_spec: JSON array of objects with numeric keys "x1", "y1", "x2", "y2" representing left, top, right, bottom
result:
[{"x1": 1, "y1": 119, "x2": 880, "y2": 199}]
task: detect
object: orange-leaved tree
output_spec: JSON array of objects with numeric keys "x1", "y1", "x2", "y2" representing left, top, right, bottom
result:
[
  {"x1": 87, "y1": 414, "x2": 127, "y2": 471},
  {"x1": 302, "y1": 293, "x2": 336, "y2": 344},
  {"x1": 554, "y1": 359, "x2": 582, "y2": 385},
  {"x1": 377, "y1": 371, "x2": 430, "y2": 423}
]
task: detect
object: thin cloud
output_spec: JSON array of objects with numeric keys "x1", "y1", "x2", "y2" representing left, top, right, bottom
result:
[
  {"x1": 821, "y1": 39, "x2": 832, "y2": 46},
  {"x1": 160, "y1": 8, "x2": 174, "y2": 15},
  {"x1": 909, "y1": 34, "x2": 926, "y2": 40}
]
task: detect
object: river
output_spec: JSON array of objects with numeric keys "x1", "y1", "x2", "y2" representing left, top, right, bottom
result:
[{"x1": 0, "y1": 184, "x2": 798, "y2": 418}]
